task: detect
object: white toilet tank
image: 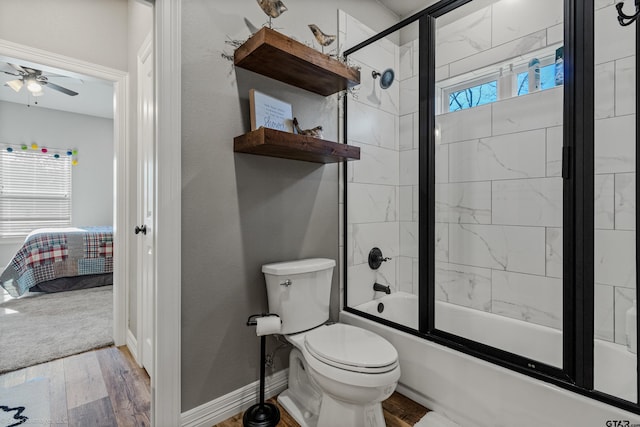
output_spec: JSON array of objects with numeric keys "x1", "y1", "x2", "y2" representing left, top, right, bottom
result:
[{"x1": 262, "y1": 258, "x2": 335, "y2": 334}]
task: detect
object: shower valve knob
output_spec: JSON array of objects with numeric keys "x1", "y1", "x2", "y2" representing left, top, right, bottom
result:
[{"x1": 368, "y1": 247, "x2": 390, "y2": 270}]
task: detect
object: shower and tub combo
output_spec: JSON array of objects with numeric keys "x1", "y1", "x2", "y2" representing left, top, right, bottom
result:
[{"x1": 340, "y1": 0, "x2": 640, "y2": 424}]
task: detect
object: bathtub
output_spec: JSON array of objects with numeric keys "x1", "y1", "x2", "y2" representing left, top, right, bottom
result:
[{"x1": 344, "y1": 292, "x2": 640, "y2": 427}]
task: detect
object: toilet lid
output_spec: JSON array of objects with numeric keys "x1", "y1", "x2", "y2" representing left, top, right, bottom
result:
[{"x1": 304, "y1": 324, "x2": 398, "y2": 373}]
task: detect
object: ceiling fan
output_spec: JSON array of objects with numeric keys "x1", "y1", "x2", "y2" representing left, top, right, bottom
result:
[{"x1": 3, "y1": 63, "x2": 78, "y2": 97}]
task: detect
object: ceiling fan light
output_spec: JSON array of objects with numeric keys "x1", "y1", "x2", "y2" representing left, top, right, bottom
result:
[
  {"x1": 25, "y1": 78, "x2": 42, "y2": 93},
  {"x1": 6, "y1": 79, "x2": 23, "y2": 92},
  {"x1": 32, "y1": 89, "x2": 44, "y2": 97}
]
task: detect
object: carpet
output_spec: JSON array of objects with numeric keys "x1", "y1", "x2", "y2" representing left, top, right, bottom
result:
[
  {"x1": 0, "y1": 378, "x2": 51, "y2": 426},
  {"x1": 0, "y1": 286, "x2": 113, "y2": 374}
]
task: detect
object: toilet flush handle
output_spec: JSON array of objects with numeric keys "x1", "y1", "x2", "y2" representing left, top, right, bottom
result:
[{"x1": 281, "y1": 279, "x2": 292, "y2": 287}]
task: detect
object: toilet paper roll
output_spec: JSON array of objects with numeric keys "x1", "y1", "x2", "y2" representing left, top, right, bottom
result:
[{"x1": 255, "y1": 316, "x2": 281, "y2": 336}]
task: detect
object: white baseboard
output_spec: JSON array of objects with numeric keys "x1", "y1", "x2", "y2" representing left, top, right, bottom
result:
[
  {"x1": 180, "y1": 369, "x2": 289, "y2": 427},
  {"x1": 126, "y1": 329, "x2": 140, "y2": 366}
]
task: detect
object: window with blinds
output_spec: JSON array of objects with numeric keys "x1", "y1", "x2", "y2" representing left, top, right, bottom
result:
[{"x1": 0, "y1": 149, "x2": 72, "y2": 237}]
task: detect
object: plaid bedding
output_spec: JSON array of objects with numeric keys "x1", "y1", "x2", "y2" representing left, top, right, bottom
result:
[{"x1": 0, "y1": 226, "x2": 113, "y2": 297}]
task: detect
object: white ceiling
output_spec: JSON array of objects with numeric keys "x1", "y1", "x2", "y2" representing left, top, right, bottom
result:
[
  {"x1": 0, "y1": 56, "x2": 113, "y2": 119},
  {"x1": 376, "y1": 0, "x2": 435, "y2": 18}
]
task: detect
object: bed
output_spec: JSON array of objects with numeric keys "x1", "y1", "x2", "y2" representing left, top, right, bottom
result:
[{"x1": 0, "y1": 226, "x2": 113, "y2": 297}]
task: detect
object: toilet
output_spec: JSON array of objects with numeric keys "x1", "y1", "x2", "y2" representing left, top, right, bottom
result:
[{"x1": 262, "y1": 258, "x2": 400, "y2": 427}]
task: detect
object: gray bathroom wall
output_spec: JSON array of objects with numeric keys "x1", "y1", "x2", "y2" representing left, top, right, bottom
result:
[{"x1": 180, "y1": 0, "x2": 398, "y2": 412}]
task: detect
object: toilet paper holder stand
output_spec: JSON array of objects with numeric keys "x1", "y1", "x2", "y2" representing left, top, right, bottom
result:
[{"x1": 243, "y1": 313, "x2": 282, "y2": 427}]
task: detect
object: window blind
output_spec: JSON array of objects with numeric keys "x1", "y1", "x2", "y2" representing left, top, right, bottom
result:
[{"x1": 0, "y1": 149, "x2": 72, "y2": 237}]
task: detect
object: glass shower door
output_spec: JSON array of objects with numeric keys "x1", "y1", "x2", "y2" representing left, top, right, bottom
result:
[{"x1": 433, "y1": 0, "x2": 565, "y2": 367}]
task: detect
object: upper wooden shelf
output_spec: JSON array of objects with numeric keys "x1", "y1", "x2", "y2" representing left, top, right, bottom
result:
[
  {"x1": 234, "y1": 127, "x2": 360, "y2": 164},
  {"x1": 234, "y1": 27, "x2": 361, "y2": 96}
]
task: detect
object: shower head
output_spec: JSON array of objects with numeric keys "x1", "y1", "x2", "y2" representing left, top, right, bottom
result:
[{"x1": 371, "y1": 68, "x2": 395, "y2": 89}]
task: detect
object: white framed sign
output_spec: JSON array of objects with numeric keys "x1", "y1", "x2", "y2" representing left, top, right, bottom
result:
[{"x1": 249, "y1": 89, "x2": 294, "y2": 133}]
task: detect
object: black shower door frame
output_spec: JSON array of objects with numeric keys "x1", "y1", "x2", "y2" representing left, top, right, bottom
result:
[{"x1": 342, "y1": 0, "x2": 640, "y2": 415}]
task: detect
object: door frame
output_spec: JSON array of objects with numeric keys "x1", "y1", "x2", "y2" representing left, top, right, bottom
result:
[
  {"x1": 0, "y1": 39, "x2": 130, "y2": 348},
  {"x1": 0, "y1": 0, "x2": 182, "y2": 423}
]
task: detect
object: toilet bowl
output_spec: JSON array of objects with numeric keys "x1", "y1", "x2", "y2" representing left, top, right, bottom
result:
[{"x1": 262, "y1": 259, "x2": 401, "y2": 427}]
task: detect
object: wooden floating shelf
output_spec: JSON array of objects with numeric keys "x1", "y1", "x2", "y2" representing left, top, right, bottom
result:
[
  {"x1": 234, "y1": 27, "x2": 361, "y2": 96},
  {"x1": 234, "y1": 128, "x2": 360, "y2": 164}
]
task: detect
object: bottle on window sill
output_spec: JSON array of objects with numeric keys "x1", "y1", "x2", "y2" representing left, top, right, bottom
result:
[{"x1": 528, "y1": 58, "x2": 540, "y2": 93}]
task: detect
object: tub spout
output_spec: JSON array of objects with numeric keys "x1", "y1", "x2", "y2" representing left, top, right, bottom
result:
[{"x1": 373, "y1": 282, "x2": 391, "y2": 294}]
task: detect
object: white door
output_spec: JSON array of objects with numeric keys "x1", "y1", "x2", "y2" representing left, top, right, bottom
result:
[{"x1": 136, "y1": 34, "x2": 155, "y2": 374}]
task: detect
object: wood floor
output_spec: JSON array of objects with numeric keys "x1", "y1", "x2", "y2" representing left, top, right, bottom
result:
[
  {"x1": 1, "y1": 345, "x2": 427, "y2": 427},
  {"x1": 0, "y1": 345, "x2": 150, "y2": 426},
  {"x1": 214, "y1": 391, "x2": 429, "y2": 427}
]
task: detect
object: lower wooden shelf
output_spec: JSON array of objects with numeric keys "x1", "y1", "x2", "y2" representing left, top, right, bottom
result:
[{"x1": 233, "y1": 128, "x2": 360, "y2": 164}]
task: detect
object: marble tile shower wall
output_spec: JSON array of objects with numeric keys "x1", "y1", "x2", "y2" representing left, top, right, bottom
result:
[
  {"x1": 340, "y1": 11, "x2": 402, "y2": 307},
  {"x1": 594, "y1": 1, "x2": 636, "y2": 344},
  {"x1": 428, "y1": 0, "x2": 636, "y2": 344}
]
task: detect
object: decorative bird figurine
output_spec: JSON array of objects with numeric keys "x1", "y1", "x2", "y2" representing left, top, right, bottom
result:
[
  {"x1": 293, "y1": 117, "x2": 323, "y2": 139},
  {"x1": 257, "y1": 0, "x2": 288, "y2": 28},
  {"x1": 308, "y1": 24, "x2": 336, "y2": 54}
]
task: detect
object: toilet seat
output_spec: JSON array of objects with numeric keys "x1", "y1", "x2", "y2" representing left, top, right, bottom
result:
[{"x1": 304, "y1": 324, "x2": 398, "y2": 374}]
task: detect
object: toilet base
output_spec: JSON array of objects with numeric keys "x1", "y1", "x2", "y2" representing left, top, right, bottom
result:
[
  {"x1": 317, "y1": 393, "x2": 385, "y2": 427},
  {"x1": 278, "y1": 390, "x2": 318, "y2": 427}
]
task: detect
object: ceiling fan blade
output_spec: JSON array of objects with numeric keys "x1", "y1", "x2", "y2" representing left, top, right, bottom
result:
[
  {"x1": 44, "y1": 81, "x2": 78, "y2": 96},
  {"x1": 4, "y1": 79, "x2": 23, "y2": 92},
  {"x1": 8, "y1": 63, "x2": 27, "y2": 75}
]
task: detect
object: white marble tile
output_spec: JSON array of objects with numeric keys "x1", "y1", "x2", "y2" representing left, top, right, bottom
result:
[
  {"x1": 347, "y1": 100, "x2": 397, "y2": 150},
  {"x1": 449, "y1": 224, "x2": 546, "y2": 275},
  {"x1": 435, "y1": 5, "x2": 492, "y2": 67},
  {"x1": 413, "y1": 39, "x2": 420, "y2": 78},
  {"x1": 347, "y1": 263, "x2": 377, "y2": 307},
  {"x1": 400, "y1": 76, "x2": 419, "y2": 116},
  {"x1": 595, "y1": 284, "x2": 614, "y2": 342},
  {"x1": 400, "y1": 149, "x2": 419, "y2": 186},
  {"x1": 436, "y1": 64, "x2": 450, "y2": 83},
  {"x1": 546, "y1": 227, "x2": 563, "y2": 278},
  {"x1": 492, "y1": 87, "x2": 563, "y2": 136},
  {"x1": 398, "y1": 256, "x2": 414, "y2": 294},
  {"x1": 547, "y1": 24, "x2": 563, "y2": 46},
  {"x1": 595, "y1": 115, "x2": 636, "y2": 174},
  {"x1": 595, "y1": 0, "x2": 615, "y2": 9},
  {"x1": 413, "y1": 185, "x2": 419, "y2": 222},
  {"x1": 616, "y1": 55, "x2": 636, "y2": 117},
  {"x1": 492, "y1": 177, "x2": 563, "y2": 227},
  {"x1": 595, "y1": 174, "x2": 615, "y2": 230},
  {"x1": 436, "y1": 181, "x2": 492, "y2": 224},
  {"x1": 413, "y1": 112, "x2": 420, "y2": 149},
  {"x1": 614, "y1": 286, "x2": 635, "y2": 345},
  {"x1": 351, "y1": 59, "x2": 400, "y2": 116},
  {"x1": 400, "y1": 221, "x2": 418, "y2": 258},
  {"x1": 436, "y1": 104, "x2": 492, "y2": 144},
  {"x1": 491, "y1": 0, "x2": 563, "y2": 47},
  {"x1": 546, "y1": 126, "x2": 563, "y2": 177},
  {"x1": 435, "y1": 262, "x2": 492, "y2": 311},
  {"x1": 595, "y1": 229, "x2": 637, "y2": 288},
  {"x1": 449, "y1": 130, "x2": 547, "y2": 183},
  {"x1": 347, "y1": 183, "x2": 396, "y2": 224},
  {"x1": 347, "y1": 142, "x2": 399, "y2": 186},
  {"x1": 449, "y1": 30, "x2": 547, "y2": 79},
  {"x1": 492, "y1": 270, "x2": 563, "y2": 330},
  {"x1": 436, "y1": 222, "x2": 449, "y2": 262},
  {"x1": 348, "y1": 222, "x2": 399, "y2": 267},
  {"x1": 595, "y1": 61, "x2": 616, "y2": 120},
  {"x1": 412, "y1": 258, "x2": 419, "y2": 295},
  {"x1": 399, "y1": 114, "x2": 414, "y2": 151},
  {"x1": 595, "y1": 4, "x2": 636, "y2": 65},
  {"x1": 400, "y1": 43, "x2": 414, "y2": 81},
  {"x1": 399, "y1": 186, "x2": 413, "y2": 222},
  {"x1": 344, "y1": 15, "x2": 396, "y2": 70},
  {"x1": 615, "y1": 173, "x2": 636, "y2": 231},
  {"x1": 436, "y1": 144, "x2": 449, "y2": 184}
]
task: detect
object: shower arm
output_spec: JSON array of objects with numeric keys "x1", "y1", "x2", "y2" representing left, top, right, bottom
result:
[{"x1": 616, "y1": 0, "x2": 640, "y2": 26}]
